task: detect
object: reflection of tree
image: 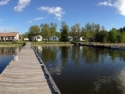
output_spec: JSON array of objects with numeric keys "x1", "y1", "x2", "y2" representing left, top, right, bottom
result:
[
  {"x1": 0, "y1": 47, "x2": 18, "y2": 55},
  {"x1": 48, "y1": 61, "x2": 62, "y2": 75},
  {"x1": 60, "y1": 46, "x2": 69, "y2": 66},
  {"x1": 71, "y1": 46, "x2": 80, "y2": 65},
  {"x1": 119, "y1": 51, "x2": 125, "y2": 61},
  {"x1": 82, "y1": 47, "x2": 125, "y2": 64},
  {"x1": 41, "y1": 46, "x2": 57, "y2": 63},
  {"x1": 82, "y1": 47, "x2": 100, "y2": 64},
  {"x1": 109, "y1": 50, "x2": 119, "y2": 60},
  {"x1": 108, "y1": 50, "x2": 125, "y2": 61}
]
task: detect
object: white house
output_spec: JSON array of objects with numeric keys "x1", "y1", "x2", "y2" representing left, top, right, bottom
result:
[
  {"x1": 68, "y1": 36, "x2": 73, "y2": 41},
  {"x1": 76, "y1": 36, "x2": 85, "y2": 42},
  {"x1": 31, "y1": 35, "x2": 42, "y2": 41},
  {"x1": 23, "y1": 38, "x2": 29, "y2": 41},
  {"x1": 49, "y1": 35, "x2": 59, "y2": 41},
  {"x1": 0, "y1": 32, "x2": 19, "y2": 41}
]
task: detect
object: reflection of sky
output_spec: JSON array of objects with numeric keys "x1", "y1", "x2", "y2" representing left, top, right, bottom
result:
[
  {"x1": 92, "y1": 68, "x2": 125, "y2": 94},
  {"x1": 0, "y1": 47, "x2": 20, "y2": 74},
  {"x1": 47, "y1": 60, "x2": 63, "y2": 75},
  {"x1": 0, "y1": 55, "x2": 13, "y2": 74},
  {"x1": 38, "y1": 46, "x2": 63, "y2": 75},
  {"x1": 91, "y1": 56, "x2": 125, "y2": 94},
  {"x1": 117, "y1": 69, "x2": 125, "y2": 94}
]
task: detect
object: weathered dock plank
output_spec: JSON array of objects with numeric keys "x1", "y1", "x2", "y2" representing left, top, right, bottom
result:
[{"x1": 0, "y1": 42, "x2": 60, "y2": 94}]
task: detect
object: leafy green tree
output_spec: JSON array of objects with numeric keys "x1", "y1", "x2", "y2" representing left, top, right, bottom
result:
[
  {"x1": 99, "y1": 30, "x2": 108, "y2": 43},
  {"x1": 60, "y1": 21, "x2": 69, "y2": 42},
  {"x1": 21, "y1": 32, "x2": 29, "y2": 38},
  {"x1": 69, "y1": 23, "x2": 81, "y2": 41},
  {"x1": 82, "y1": 30, "x2": 91, "y2": 42},
  {"x1": 108, "y1": 28, "x2": 118, "y2": 43},
  {"x1": 117, "y1": 32, "x2": 125, "y2": 43},
  {"x1": 40, "y1": 23, "x2": 50, "y2": 41},
  {"x1": 50, "y1": 22, "x2": 57, "y2": 36},
  {"x1": 28, "y1": 25, "x2": 40, "y2": 37},
  {"x1": 75, "y1": 23, "x2": 81, "y2": 36},
  {"x1": 70, "y1": 25, "x2": 77, "y2": 41},
  {"x1": 55, "y1": 32, "x2": 61, "y2": 39},
  {"x1": 82, "y1": 23, "x2": 102, "y2": 42}
]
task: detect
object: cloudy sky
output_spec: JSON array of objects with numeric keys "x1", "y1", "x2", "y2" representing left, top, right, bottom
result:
[{"x1": 0, "y1": 0, "x2": 125, "y2": 34}]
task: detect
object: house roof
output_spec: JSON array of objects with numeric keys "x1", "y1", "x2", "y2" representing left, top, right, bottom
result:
[{"x1": 0, "y1": 32, "x2": 18, "y2": 37}]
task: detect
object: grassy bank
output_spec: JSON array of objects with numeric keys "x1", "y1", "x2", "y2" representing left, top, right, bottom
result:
[
  {"x1": 31, "y1": 41, "x2": 73, "y2": 46},
  {"x1": 0, "y1": 41, "x2": 25, "y2": 47}
]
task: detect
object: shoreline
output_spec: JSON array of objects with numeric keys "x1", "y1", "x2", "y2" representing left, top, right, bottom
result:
[
  {"x1": 0, "y1": 41, "x2": 25, "y2": 47},
  {"x1": 32, "y1": 44, "x2": 73, "y2": 46},
  {"x1": 31, "y1": 42, "x2": 73, "y2": 46},
  {"x1": 77, "y1": 42, "x2": 125, "y2": 50}
]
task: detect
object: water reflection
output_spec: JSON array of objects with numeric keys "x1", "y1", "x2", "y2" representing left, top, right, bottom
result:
[
  {"x1": 0, "y1": 47, "x2": 19, "y2": 55},
  {"x1": 0, "y1": 47, "x2": 20, "y2": 74},
  {"x1": 36, "y1": 46, "x2": 125, "y2": 94},
  {"x1": 48, "y1": 60, "x2": 63, "y2": 75},
  {"x1": 117, "y1": 69, "x2": 125, "y2": 94}
]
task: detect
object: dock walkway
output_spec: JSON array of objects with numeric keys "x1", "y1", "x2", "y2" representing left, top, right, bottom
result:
[{"x1": 0, "y1": 42, "x2": 60, "y2": 94}]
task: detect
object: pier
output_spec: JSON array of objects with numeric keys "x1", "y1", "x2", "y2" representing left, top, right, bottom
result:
[{"x1": 0, "y1": 42, "x2": 60, "y2": 94}]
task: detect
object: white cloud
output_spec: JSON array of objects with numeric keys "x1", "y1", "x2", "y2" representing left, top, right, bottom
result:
[
  {"x1": 0, "y1": 0, "x2": 10, "y2": 5},
  {"x1": 14, "y1": 0, "x2": 31, "y2": 12},
  {"x1": 37, "y1": 6, "x2": 65, "y2": 21},
  {"x1": 27, "y1": 17, "x2": 45, "y2": 23},
  {"x1": 33, "y1": 17, "x2": 45, "y2": 21},
  {"x1": 98, "y1": 1, "x2": 114, "y2": 7},
  {"x1": 115, "y1": 0, "x2": 125, "y2": 16},
  {"x1": 27, "y1": 20, "x2": 32, "y2": 23},
  {"x1": 97, "y1": 0, "x2": 125, "y2": 16}
]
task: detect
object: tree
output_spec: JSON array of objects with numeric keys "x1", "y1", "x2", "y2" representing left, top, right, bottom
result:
[
  {"x1": 70, "y1": 25, "x2": 77, "y2": 41},
  {"x1": 28, "y1": 25, "x2": 40, "y2": 37},
  {"x1": 108, "y1": 28, "x2": 118, "y2": 43},
  {"x1": 55, "y1": 32, "x2": 61, "y2": 39},
  {"x1": 40, "y1": 23, "x2": 50, "y2": 41},
  {"x1": 99, "y1": 30, "x2": 108, "y2": 43},
  {"x1": 75, "y1": 23, "x2": 81, "y2": 36},
  {"x1": 70, "y1": 23, "x2": 81, "y2": 41},
  {"x1": 60, "y1": 21, "x2": 69, "y2": 42},
  {"x1": 21, "y1": 32, "x2": 29, "y2": 38},
  {"x1": 82, "y1": 30, "x2": 91, "y2": 42},
  {"x1": 50, "y1": 22, "x2": 57, "y2": 36}
]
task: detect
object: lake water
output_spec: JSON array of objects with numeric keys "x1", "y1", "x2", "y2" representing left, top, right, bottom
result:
[
  {"x1": 36, "y1": 46, "x2": 125, "y2": 94},
  {"x1": 0, "y1": 47, "x2": 20, "y2": 74},
  {"x1": 1, "y1": 46, "x2": 125, "y2": 94}
]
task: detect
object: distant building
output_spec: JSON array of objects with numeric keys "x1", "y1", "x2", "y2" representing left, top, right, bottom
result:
[
  {"x1": 76, "y1": 36, "x2": 85, "y2": 42},
  {"x1": 49, "y1": 35, "x2": 59, "y2": 41},
  {"x1": 31, "y1": 35, "x2": 42, "y2": 41},
  {"x1": 23, "y1": 38, "x2": 29, "y2": 41},
  {"x1": 0, "y1": 32, "x2": 19, "y2": 41},
  {"x1": 68, "y1": 36, "x2": 73, "y2": 41}
]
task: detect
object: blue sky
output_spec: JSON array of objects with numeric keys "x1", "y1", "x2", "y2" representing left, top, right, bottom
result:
[{"x1": 0, "y1": 0, "x2": 125, "y2": 34}]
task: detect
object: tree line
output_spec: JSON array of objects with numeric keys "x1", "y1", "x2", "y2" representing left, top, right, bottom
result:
[{"x1": 21, "y1": 22, "x2": 125, "y2": 43}]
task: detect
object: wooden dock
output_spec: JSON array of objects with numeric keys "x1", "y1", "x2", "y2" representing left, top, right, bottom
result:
[{"x1": 0, "y1": 42, "x2": 60, "y2": 94}]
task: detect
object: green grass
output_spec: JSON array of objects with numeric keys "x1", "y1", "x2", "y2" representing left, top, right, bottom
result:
[
  {"x1": 0, "y1": 41, "x2": 25, "y2": 47},
  {"x1": 31, "y1": 41, "x2": 71, "y2": 44},
  {"x1": 31, "y1": 41, "x2": 72, "y2": 46}
]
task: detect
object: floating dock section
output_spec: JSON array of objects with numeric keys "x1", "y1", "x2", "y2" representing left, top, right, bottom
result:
[{"x1": 0, "y1": 42, "x2": 60, "y2": 94}]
